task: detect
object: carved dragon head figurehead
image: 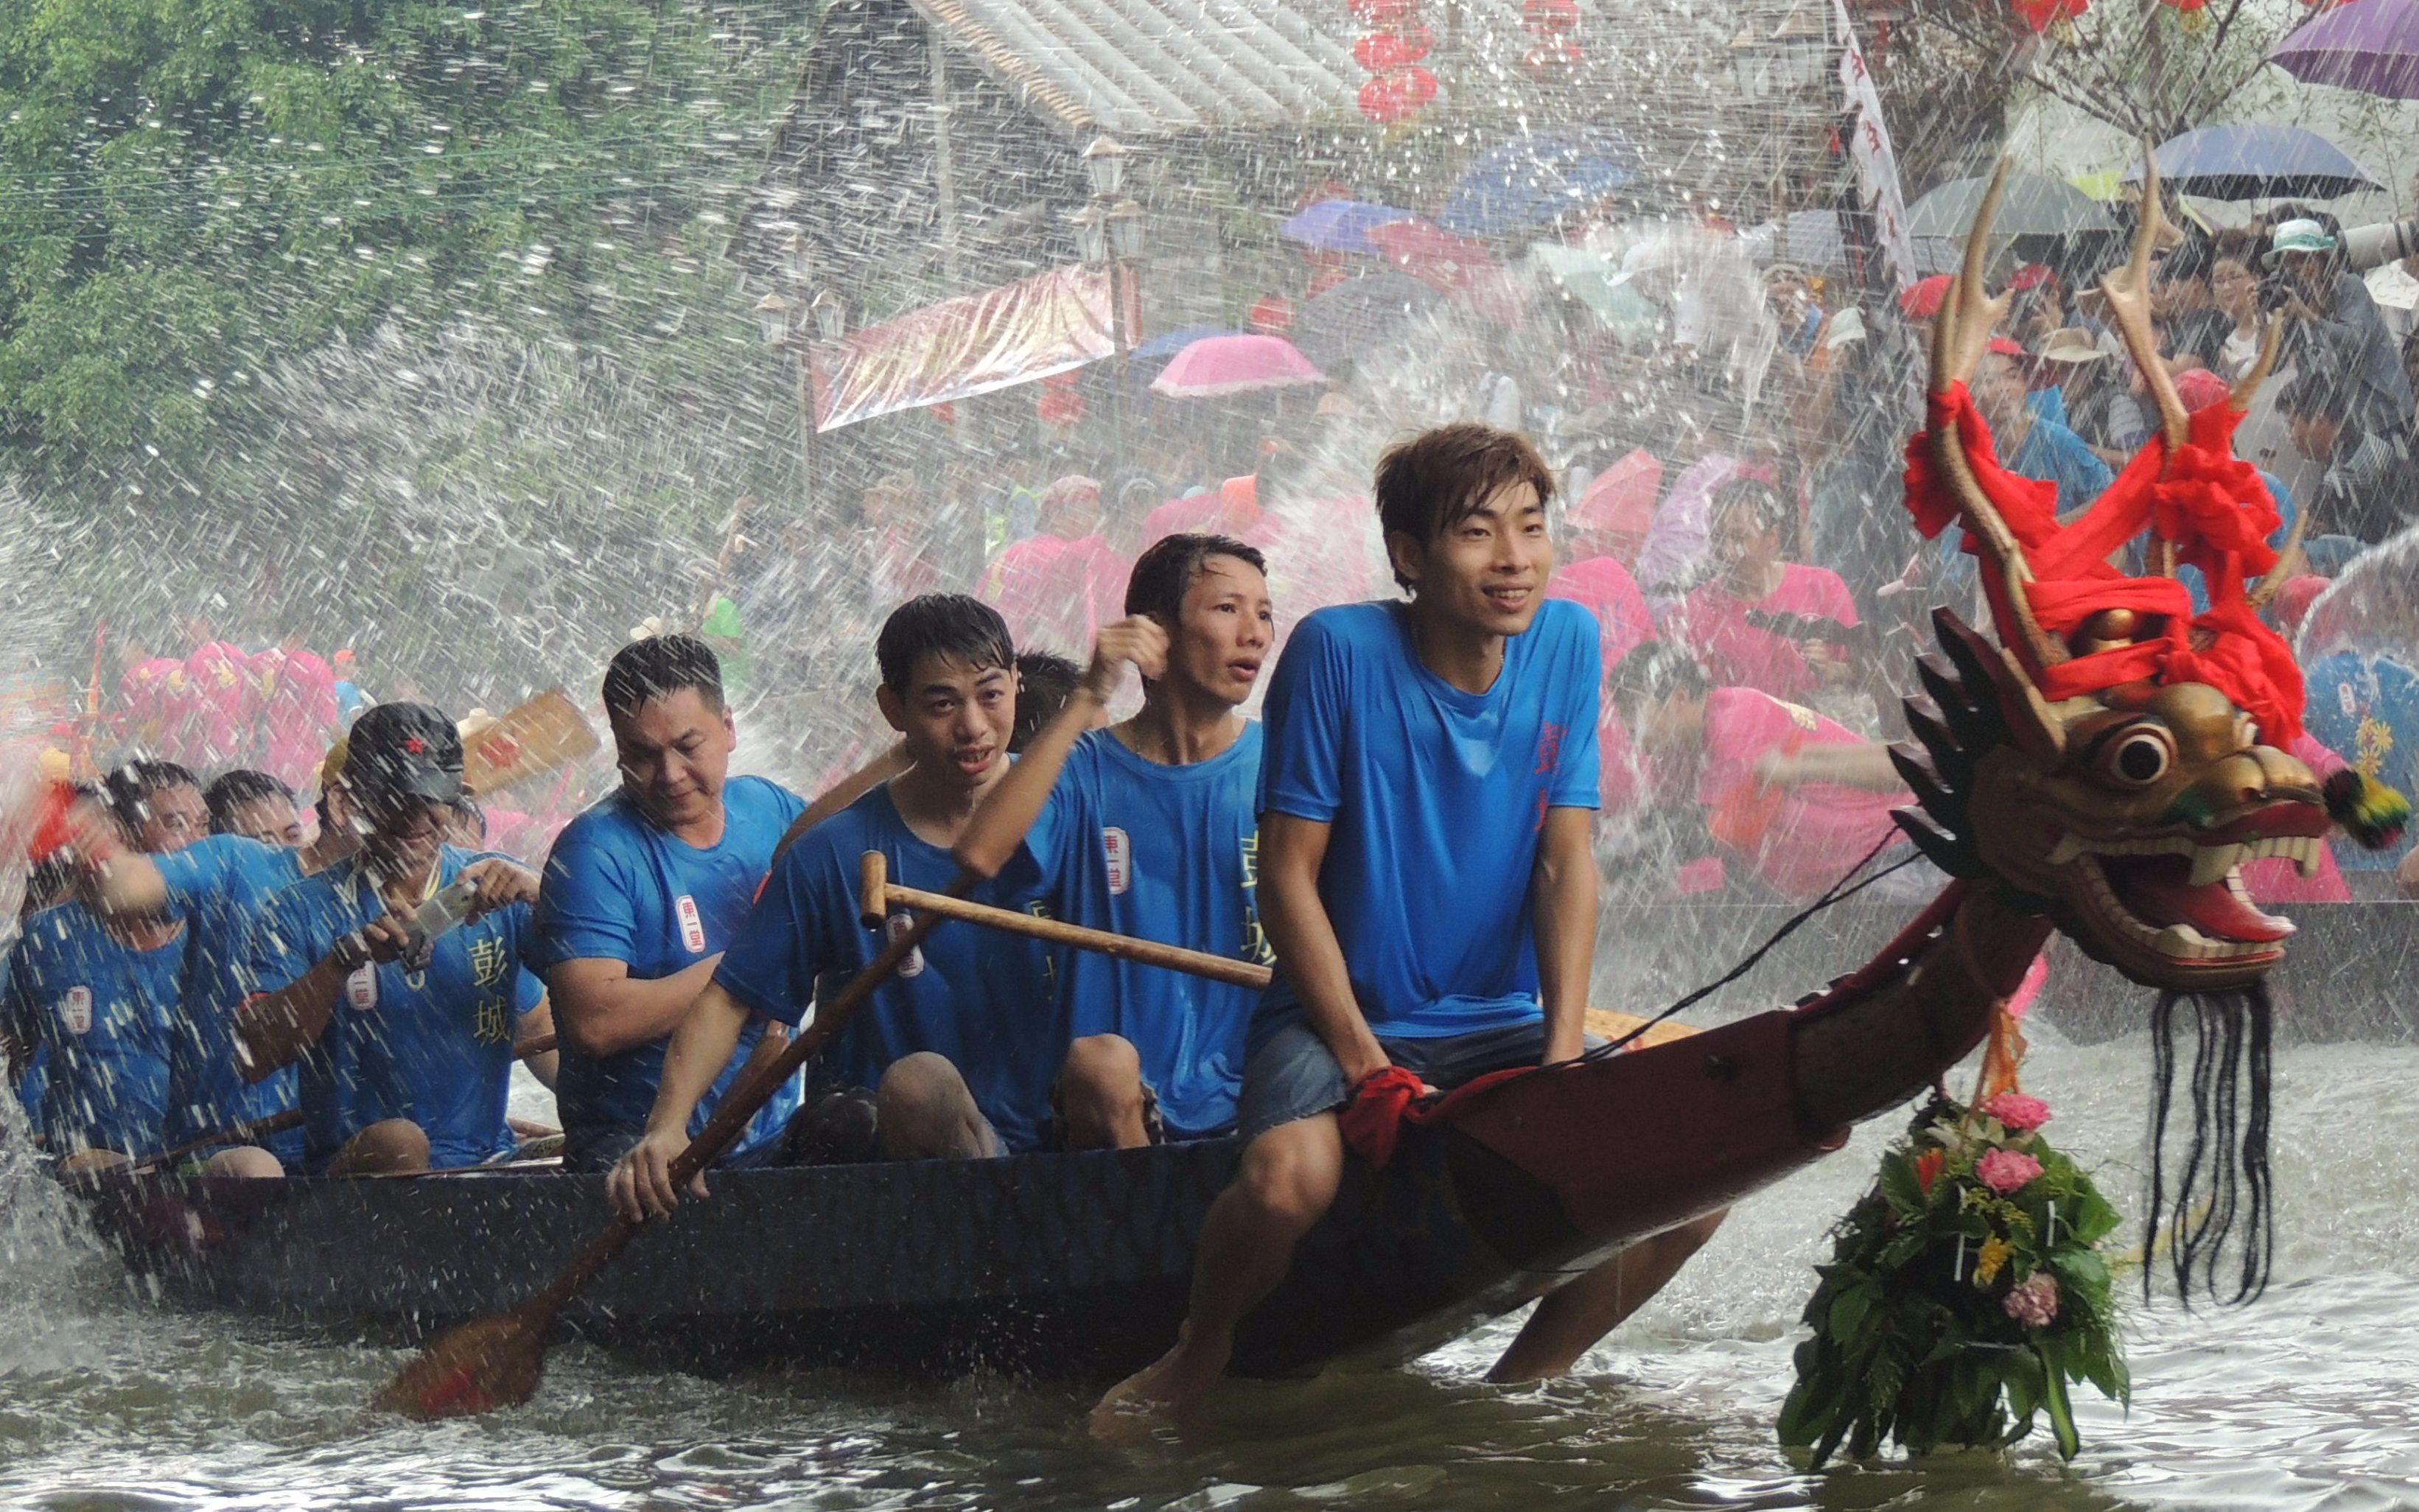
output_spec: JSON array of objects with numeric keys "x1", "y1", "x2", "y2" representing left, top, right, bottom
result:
[{"x1": 1890, "y1": 160, "x2": 2405, "y2": 994}]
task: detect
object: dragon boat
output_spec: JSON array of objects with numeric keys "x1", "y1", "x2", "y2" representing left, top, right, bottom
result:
[{"x1": 64, "y1": 164, "x2": 2396, "y2": 1384}]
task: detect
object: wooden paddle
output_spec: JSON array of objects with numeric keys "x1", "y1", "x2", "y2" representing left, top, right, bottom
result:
[
  {"x1": 371, "y1": 860, "x2": 974, "y2": 1420},
  {"x1": 130, "y1": 1108, "x2": 306, "y2": 1175}
]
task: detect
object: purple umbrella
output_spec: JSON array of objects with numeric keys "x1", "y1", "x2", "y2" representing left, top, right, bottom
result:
[
  {"x1": 2272, "y1": 0, "x2": 2419, "y2": 98},
  {"x1": 1280, "y1": 199, "x2": 1415, "y2": 258}
]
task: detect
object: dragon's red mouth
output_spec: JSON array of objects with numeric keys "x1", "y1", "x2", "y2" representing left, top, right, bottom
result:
[{"x1": 2045, "y1": 821, "x2": 2324, "y2": 967}]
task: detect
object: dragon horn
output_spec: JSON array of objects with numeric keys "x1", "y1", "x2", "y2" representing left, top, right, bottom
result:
[
  {"x1": 2101, "y1": 139, "x2": 2191, "y2": 461},
  {"x1": 2230, "y1": 311, "x2": 2284, "y2": 414},
  {"x1": 2245, "y1": 500, "x2": 2310, "y2": 611},
  {"x1": 1928, "y1": 158, "x2": 2068, "y2": 673}
]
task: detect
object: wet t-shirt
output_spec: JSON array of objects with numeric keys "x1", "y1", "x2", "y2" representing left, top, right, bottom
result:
[
  {"x1": 1023, "y1": 724, "x2": 1267, "y2": 1136},
  {"x1": 532, "y1": 777, "x2": 808, "y2": 1162},
  {"x1": 251, "y1": 847, "x2": 545, "y2": 1172},
  {"x1": 5, "y1": 903, "x2": 181, "y2": 1157},
  {"x1": 715, "y1": 785, "x2": 1057, "y2": 1152},
  {"x1": 1255, "y1": 599, "x2": 1600, "y2": 1041},
  {"x1": 152, "y1": 834, "x2": 307, "y2": 1162}
]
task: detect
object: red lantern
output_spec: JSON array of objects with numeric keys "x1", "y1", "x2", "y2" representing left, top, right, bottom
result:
[
  {"x1": 2011, "y1": 0, "x2": 2087, "y2": 27},
  {"x1": 1358, "y1": 74, "x2": 1410, "y2": 124},
  {"x1": 1524, "y1": 38, "x2": 1582, "y2": 79},
  {"x1": 1396, "y1": 65, "x2": 1438, "y2": 106},
  {"x1": 2154, "y1": 0, "x2": 2208, "y2": 7},
  {"x1": 1037, "y1": 384, "x2": 1084, "y2": 428},
  {"x1": 1247, "y1": 293, "x2": 1295, "y2": 334},
  {"x1": 1354, "y1": 24, "x2": 1434, "y2": 71},
  {"x1": 1348, "y1": 0, "x2": 1416, "y2": 22}
]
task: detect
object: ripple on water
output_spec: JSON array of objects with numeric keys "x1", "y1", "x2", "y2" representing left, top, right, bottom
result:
[{"x1": 3, "y1": 1034, "x2": 2419, "y2": 1510}]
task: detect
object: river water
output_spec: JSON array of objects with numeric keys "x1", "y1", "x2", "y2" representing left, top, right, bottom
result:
[{"x1": 2, "y1": 1021, "x2": 2416, "y2": 1511}]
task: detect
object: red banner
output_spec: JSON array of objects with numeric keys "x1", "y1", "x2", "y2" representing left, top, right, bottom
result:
[{"x1": 809, "y1": 265, "x2": 1116, "y2": 433}]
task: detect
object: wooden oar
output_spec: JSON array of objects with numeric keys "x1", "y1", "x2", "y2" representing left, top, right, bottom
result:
[
  {"x1": 859, "y1": 852, "x2": 1271, "y2": 992},
  {"x1": 371, "y1": 858, "x2": 974, "y2": 1420},
  {"x1": 130, "y1": 1108, "x2": 306, "y2": 1175}
]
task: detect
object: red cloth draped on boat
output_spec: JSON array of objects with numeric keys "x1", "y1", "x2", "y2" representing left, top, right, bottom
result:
[{"x1": 1902, "y1": 383, "x2": 2303, "y2": 748}]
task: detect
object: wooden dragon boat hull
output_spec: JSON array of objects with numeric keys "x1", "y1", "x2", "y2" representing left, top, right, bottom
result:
[{"x1": 72, "y1": 1006, "x2": 1832, "y2": 1381}]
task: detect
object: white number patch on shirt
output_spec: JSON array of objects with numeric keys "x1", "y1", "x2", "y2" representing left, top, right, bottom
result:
[
  {"x1": 676, "y1": 894, "x2": 707, "y2": 955},
  {"x1": 886, "y1": 911, "x2": 926, "y2": 978},
  {"x1": 346, "y1": 965, "x2": 380, "y2": 1012},
  {"x1": 1102, "y1": 827, "x2": 1133, "y2": 895},
  {"x1": 58, "y1": 986, "x2": 91, "y2": 1036},
  {"x1": 2340, "y1": 681, "x2": 2359, "y2": 718}
]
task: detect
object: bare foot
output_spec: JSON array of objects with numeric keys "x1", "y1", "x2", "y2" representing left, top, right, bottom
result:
[{"x1": 1088, "y1": 1326, "x2": 1230, "y2": 1444}]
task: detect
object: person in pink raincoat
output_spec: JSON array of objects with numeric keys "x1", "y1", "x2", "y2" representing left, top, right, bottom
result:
[
  {"x1": 980, "y1": 475, "x2": 1129, "y2": 657},
  {"x1": 252, "y1": 638, "x2": 340, "y2": 791},
  {"x1": 116, "y1": 639, "x2": 186, "y2": 754},
  {"x1": 1661, "y1": 477, "x2": 1859, "y2": 702},
  {"x1": 171, "y1": 639, "x2": 257, "y2": 769}
]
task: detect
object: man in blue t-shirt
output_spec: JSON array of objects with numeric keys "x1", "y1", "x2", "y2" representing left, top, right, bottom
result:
[
  {"x1": 10, "y1": 760, "x2": 211, "y2": 1169},
  {"x1": 1094, "y1": 423, "x2": 1723, "y2": 1438},
  {"x1": 71, "y1": 766, "x2": 319, "y2": 1176},
  {"x1": 955, "y1": 532, "x2": 1276, "y2": 1146},
  {"x1": 533, "y1": 634, "x2": 807, "y2": 1172},
  {"x1": 239, "y1": 703, "x2": 558, "y2": 1174},
  {"x1": 608, "y1": 596, "x2": 1061, "y2": 1223}
]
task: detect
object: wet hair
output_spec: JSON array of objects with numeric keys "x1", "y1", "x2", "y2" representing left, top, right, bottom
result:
[
  {"x1": 2276, "y1": 369, "x2": 2354, "y2": 424},
  {"x1": 103, "y1": 759, "x2": 199, "y2": 836},
  {"x1": 1124, "y1": 533, "x2": 1267, "y2": 624},
  {"x1": 1011, "y1": 651, "x2": 1082, "y2": 753},
  {"x1": 603, "y1": 634, "x2": 724, "y2": 717},
  {"x1": 2156, "y1": 234, "x2": 2213, "y2": 287},
  {"x1": 449, "y1": 796, "x2": 488, "y2": 844},
  {"x1": 1709, "y1": 477, "x2": 1791, "y2": 538},
  {"x1": 1373, "y1": 422, "x2": 1557, "y2": 590},
  {"x1": 1608, "y1": 642, "x2": 1708, "y2": 729},
  {"x1": 875, "y1": 594, "x2": 1015, "y2": 695},
  {"x1": 203, "y1": 770, "x2": 295, "y2": 833}
]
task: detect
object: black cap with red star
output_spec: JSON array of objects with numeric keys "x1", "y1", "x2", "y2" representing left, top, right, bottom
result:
[{"x1": 343, "y1": 701, "x2": 466, "y2": 811}]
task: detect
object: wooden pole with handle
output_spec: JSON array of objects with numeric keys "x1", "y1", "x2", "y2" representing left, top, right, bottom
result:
[
  {"x1": 373, "y1": 856, "x2": 973, "y2": 1420},
  {"x1": 865, "y1": 876, "x2": 1272, "y2": 993}
]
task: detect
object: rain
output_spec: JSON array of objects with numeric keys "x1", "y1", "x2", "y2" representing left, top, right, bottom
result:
[{"x1": 7, "y1": 0, "x2": 2419, "y2": 1505}]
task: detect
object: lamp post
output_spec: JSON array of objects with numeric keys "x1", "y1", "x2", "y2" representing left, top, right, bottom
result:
[
  {"x1": 1071, "y1": 136, "x2": 1145, "y2": 466},
  {"x1": 759, "y1": 231, "x2": 845, "y2": 530}
]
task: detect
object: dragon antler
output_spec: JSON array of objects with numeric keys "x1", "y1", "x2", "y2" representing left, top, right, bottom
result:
[
  {"x1": 2101, "y1": 142, "x2": 2190, "y2": 462},
  {"x1": 1925, "y1": 159, "x2": 2068, "y2": 672}
]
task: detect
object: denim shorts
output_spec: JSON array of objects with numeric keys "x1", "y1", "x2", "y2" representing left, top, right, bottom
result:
[{"x1": 1232, "y1": 1016, "x2": 1592, "y2": 1143}]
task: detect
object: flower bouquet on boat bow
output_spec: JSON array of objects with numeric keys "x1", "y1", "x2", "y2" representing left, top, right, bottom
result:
[{"x1": 1779, "y1": 1091, "x2": 2127, "y2": 1466}]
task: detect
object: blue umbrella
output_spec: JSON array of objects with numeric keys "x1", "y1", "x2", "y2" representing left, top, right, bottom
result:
[
  {"x1": 2121, "y1": 124, "x2": 2381, "y2": 201},
  {"x1": 1280, "y1": 199, "x2": 1414, "y2": 257},
  {"x1": 1438, "y1": 129, "x2": 1635, "y2": 238},
  {"x1": 1130, "y1": 325, "x2": 1236, "y2": 365}
]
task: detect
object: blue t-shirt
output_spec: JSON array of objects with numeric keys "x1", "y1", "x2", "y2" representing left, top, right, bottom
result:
[
  {"x1": 251, "y1": 847, "x2": 546, "y2": 1171},
  {"x1": 1256, "y1": 599, "x2": 1601, "y2": 1040},
  {"x1": 532, "y1": 777, "x2": 808, "y2": 1160},
  {"x1": 5, "y1": 904, "x2": 183, "y2": 1157},
  {"x1": 714, "y1": 784, "x2": 1058, "y2": 1152},
  {"x1": 1023, "y1": 724, "x2": 1269, "y2": 1135},
  {"x1": 152, "y1": 835, "x2": 307, "y2": 1161},
  {"x1": 2304, "y1": 651, "x2": 2419, "y2": 872}
]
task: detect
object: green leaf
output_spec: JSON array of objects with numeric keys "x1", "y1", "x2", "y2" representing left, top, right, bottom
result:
[
  {"x1": 1827, "y1": 1284, "x2": 1877, "y2": 1344},
  {"x1": 2040, "y1": 1340, "x2": 2081, "y2": 1460}
]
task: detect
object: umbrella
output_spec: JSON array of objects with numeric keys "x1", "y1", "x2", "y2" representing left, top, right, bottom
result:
[
  {"x1": 2272, "y1": 0, "x2": 2419, "y2": 98},
  {"x1": 1530, "y1": 244, "x2": 1659, "y2": 343},
  {"x1": 1438, "y1": 129, "x2": 1636, "y2": 238},
  {"x1": 1906, "y1": 174, "x2": 2117, "y2": 237},
  {"x1": 1149, "y1": 335, "x2": 1325, "y2": 399},
  {"x1": 1363, "y1": 218, "x2": 1524, "y2": 324},
  {"x1": 1130, "y1": 325, "x2": 1235, "y2": 365},
  {"x1": 1280, "y1": 199, "x2": 1415, "y2": 258},
  {"x1": 1292, "y1": 273, "x2": 1442, "y2": 371},
  {"x1": 2121, "y1": 124, "x2": 2380, "y2": 200}
]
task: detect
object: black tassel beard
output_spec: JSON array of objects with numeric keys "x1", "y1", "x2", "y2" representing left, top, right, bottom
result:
[{"x1": 2145, "y1": 984, "x2": 2276, "y2": 1306}]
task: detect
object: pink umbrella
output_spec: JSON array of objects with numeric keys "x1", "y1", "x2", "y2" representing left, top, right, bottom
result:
[
  {"x1": 1362, "y1": 218, "x2": 1524, "y2": 325},
  {"x1": 1149, "y1": 334, "x2": 1326, "y2": 398}
]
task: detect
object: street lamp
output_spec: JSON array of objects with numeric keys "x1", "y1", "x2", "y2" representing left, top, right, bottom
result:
[
  {"x1": 1068, "y1": 203, "x2": 1110, "y2": 267},
  {"x1": 1082, "y1": 135, "x2": 1129, "y2": 197},
  {"x1": 755, "y1": 291, "x2": 794, "y2": 349},
  {"x1": 1107, "y1": 199, "x2": 1147, "y2": 262},
  {"x1": 1069, "y1": 141, "x2": 1145, "y2": 464},
  {"x1": 810, "y1": 290, "x2": 848, "y2": 341}
]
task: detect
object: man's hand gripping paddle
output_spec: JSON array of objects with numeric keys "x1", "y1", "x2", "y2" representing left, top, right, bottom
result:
[{"x1": 372, "y1": 855, "x2": 973, "y2": 1420}]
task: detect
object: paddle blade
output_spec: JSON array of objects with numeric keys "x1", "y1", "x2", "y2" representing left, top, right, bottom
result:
[{"x1": 373, "y1": 1304, "x2": 550, "y2": 1419}]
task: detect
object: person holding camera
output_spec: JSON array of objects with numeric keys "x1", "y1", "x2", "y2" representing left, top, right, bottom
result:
[{"x1": 2267, "y1": 217, "x2": 2414, "y2": 442}]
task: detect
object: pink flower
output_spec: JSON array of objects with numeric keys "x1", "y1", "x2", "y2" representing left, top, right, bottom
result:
[
  {"x1": 1981, "y1": 1092, "x2": 2051, "y2": 1133},
  {"x1": 2003, "y1": 1271, "x2": 2059, "y2": 1328},
  {"x1": 1977, "y1": 1148, "x2": 2043, "y2": 1194}
]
